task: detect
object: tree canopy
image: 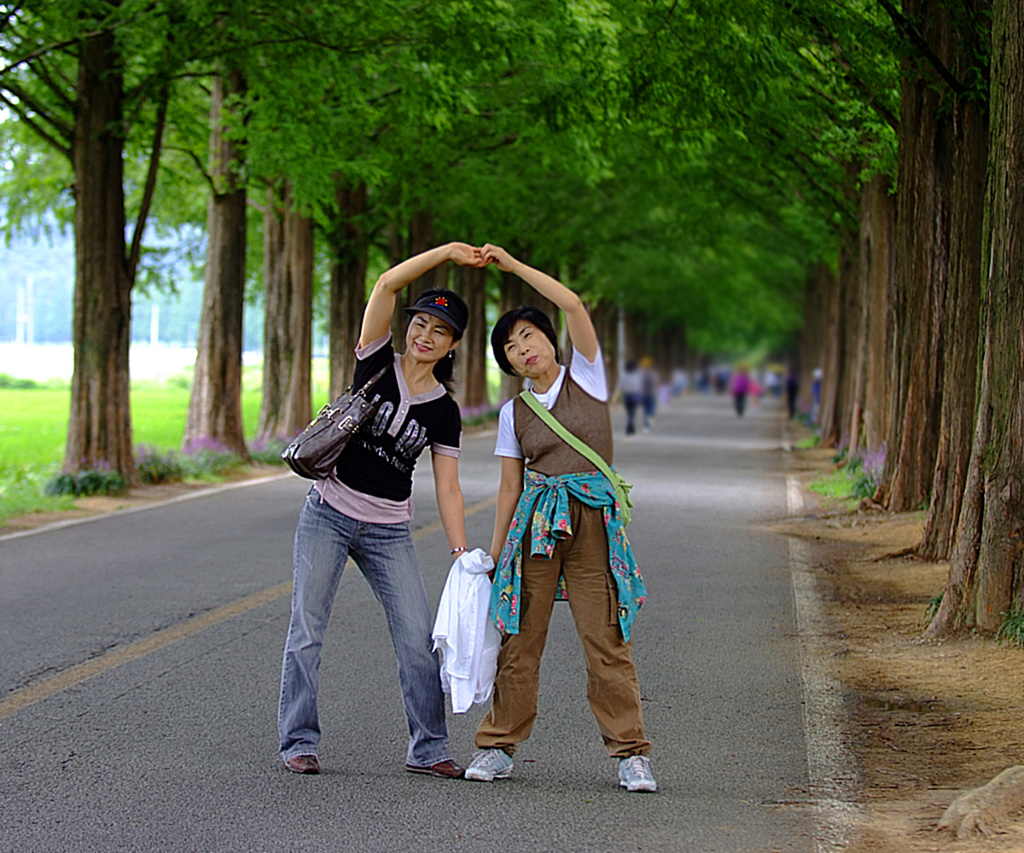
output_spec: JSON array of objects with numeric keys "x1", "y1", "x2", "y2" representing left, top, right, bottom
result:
[{"x1": 2, "y1": 0, "x2": 897, "y2": 358}]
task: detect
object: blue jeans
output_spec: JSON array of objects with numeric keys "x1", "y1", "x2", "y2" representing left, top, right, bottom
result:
[{"x1": 278, "y1": 490, "x2": 452, "y2": 767}]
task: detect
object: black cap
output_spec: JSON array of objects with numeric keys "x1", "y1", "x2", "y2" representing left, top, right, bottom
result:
[{"x1": 404, "y1": 289, "x2": 468, "y2": 337}]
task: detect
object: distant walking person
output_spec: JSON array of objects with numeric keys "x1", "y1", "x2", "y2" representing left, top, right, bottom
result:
[
  {"x1": 277, "y1": 243, "x2": 484, "y2": 779},
  {"x1": 639, "y1": 356, "x2": 658, "y2": 432},
  {"x1": 731, "y1": 366, "x2": 750, "y2": 417},
  {"x1": 463, "y1": 244, "x2": 656, "y2": 793},
  {"x1": 785, "y1": 370, "x2": 799, "y2": 420},
  {"x1": 619, "y1": 359, "x2": 644, "y2": 436}
]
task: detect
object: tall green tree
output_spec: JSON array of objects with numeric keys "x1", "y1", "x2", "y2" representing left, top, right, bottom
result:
[
  {"x1": 928, "y1": 0, "x2": 1024, "y2": 636},
  {"x1": 1, "y1": 2, "x2": 213, "y2": 480}
]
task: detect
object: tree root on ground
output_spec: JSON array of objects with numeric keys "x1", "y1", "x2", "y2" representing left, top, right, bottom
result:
[{"x1": 938, "y1": 766, "x2": 1024, "y2": 839}]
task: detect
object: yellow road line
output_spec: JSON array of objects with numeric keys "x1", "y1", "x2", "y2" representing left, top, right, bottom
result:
[{"x1": 0, "y1": 495, "x2": 496, "y2": 722}]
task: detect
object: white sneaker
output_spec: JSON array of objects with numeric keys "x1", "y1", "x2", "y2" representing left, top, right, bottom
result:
[
  {"x1": 465, "y1": 748, "x2": 513, "y2": 781},
  {"x1": 619, "y1": 755, "x2": 657, "y2": 792}
]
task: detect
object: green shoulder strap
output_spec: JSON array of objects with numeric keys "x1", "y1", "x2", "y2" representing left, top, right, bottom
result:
[{"x1": 518, "y1": 391, "x2": 633, "y2": 526}]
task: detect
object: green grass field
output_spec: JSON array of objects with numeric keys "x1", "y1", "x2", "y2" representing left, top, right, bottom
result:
[
  {"x1": 0, "y1": 369, "x2": 275, "y2": 524},
  {"x1": 0, "y1": 358, "x2": 495, "y2": 525},
  {"x1": 0, "y1": 385, "x2": 266, "y2": 470}
]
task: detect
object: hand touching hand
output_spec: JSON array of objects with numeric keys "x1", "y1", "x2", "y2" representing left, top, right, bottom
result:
[
  {"x1": 448, "y1": 242, "x2": 486, "y2": 268},
  {"x1": 481, "y1": 243, "x2": 516, "y2": 272}
]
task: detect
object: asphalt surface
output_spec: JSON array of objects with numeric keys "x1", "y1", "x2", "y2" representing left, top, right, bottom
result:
[{"x1": 0, "y1": 393, "x2": 827, "y2": 852}]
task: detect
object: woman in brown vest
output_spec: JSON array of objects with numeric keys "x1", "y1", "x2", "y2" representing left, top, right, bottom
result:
[{"x1": 464, "y1": 244, "x2": 657, "y2": 792}]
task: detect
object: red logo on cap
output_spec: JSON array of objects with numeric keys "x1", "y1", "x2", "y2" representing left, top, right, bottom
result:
[{"x1": 433, "y1": 297, "x2": 449, "y2": 308}]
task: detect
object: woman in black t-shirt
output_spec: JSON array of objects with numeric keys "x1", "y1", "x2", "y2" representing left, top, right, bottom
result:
[{"x1": 278, "y1": 243, "x2": 485, "y2": 779}]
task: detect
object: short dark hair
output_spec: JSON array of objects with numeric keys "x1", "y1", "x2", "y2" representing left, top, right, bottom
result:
[{"x1": 491, "y1": 306, "x2": 560, "y2": 376}]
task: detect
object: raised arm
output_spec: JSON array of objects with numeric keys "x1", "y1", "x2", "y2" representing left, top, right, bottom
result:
[
  {"x1": 481, "y1": 243, "x2": 599, "y2": 362},
  {"x1": 359, "y1": 242, "x2": 484, "y2": 347}
]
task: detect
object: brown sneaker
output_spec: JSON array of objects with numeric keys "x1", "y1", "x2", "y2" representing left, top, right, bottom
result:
[
  {"x1": 284, "y1": 754, "x2": 320, "y2": 775},
  {"x1": 405, "y1": 759, "x2": 465, "y2": 779}
]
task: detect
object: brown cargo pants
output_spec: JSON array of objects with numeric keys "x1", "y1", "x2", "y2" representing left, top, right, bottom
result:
[{"x1": 475, "y1": 501, "x2": 651, "y2": 758}]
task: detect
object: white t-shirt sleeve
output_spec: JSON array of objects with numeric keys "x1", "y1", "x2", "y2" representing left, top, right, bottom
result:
[
  {"x1": 493, "y1": 346, "x2": 607, "y2": 459},
  {"x1": 493, "y1": 399, "x2": 524, "y2": 459},
  {"x1": 569, "y1": 345, "x2": 608, "y2": 402}
]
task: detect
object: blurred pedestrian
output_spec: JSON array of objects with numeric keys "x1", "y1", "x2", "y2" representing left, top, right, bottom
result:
[
  {"x1": 640, "y1": 356, "x2": 658, "y2": 432},
  {"x1": 731, "y1": 366, "x2": 751, "y2": 417},
  {"x1": 619, "y1": 358, "x2": 644, "y2": 436},
  {"x1": 785, "y1": 371, "x2": 799, "y2": 419}
]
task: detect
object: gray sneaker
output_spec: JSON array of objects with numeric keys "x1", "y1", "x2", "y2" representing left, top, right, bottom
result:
[
  {"x1": 618, "y1": 755, "x2": 657, "y2": 792},
  {"x1": 465, "y1": 748, "x2": 513, "y2": 781}
]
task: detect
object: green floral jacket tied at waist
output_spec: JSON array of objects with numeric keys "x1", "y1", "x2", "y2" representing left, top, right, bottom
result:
[{"x1": 489, "y1": 470, "x2": 647, "y2": 642}]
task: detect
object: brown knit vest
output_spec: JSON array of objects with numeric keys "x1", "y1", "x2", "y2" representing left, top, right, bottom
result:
[{"x1": 513, "y1": 375, "x2": 613, "y2": 476}]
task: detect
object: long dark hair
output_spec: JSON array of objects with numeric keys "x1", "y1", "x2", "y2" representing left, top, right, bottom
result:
[{"x1": 491, "y1": 306, "x2": 560, "y2": 376}]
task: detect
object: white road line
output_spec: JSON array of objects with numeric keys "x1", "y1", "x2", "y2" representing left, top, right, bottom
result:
[{"x1": 787, "y1": 476, "x2": 863, "y2": 851}]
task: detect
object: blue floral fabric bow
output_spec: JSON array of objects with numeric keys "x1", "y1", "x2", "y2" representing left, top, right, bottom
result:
[{"x1": 489, "y1": 469, "x2": 647, "y2": 641}]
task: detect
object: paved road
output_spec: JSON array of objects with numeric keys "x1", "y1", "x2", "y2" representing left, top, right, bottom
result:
[{"x1": 0, "y1": 394, "x2": 829, "y2": 852}]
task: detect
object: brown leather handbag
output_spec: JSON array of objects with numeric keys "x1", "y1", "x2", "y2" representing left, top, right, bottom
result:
[{"x1": 281, "y1": 365, "x2": 389, "y2": 480}]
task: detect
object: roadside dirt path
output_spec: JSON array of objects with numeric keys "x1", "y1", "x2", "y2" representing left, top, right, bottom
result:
[{"x1": 781, "y1": 446, "x2": 1024, "y2": 852}]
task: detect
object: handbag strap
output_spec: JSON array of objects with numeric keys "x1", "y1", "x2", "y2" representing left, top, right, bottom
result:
[
  {"x1": 518, "y1": 390, "x2": 631, "y2": 522},
  {"x1": 355, "y1": 364, "x2": 390, "y2": 396}
]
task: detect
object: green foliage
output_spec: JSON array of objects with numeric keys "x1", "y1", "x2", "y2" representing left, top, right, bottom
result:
[
  {"x1": 248, "y1": 438, "x2": 288, "y2": 466},
  {"x1": 996, "y1": 609, "x2": 1024, "y2": 648},
  {"x1": 134, "y1": 445, "x2": 186, "y2": 485},
  {"x1": 136, "y1": 439, "x2": 269, "y2": 484},
  {"x1": 0, "y1": 378, "x2": 269, "y2": 524},
  {"x1": 44, "y1": 468, "x2": 128, "y2": 497},
  {"x1": 0, "y1": 464, "x2": 76, "y2": 520},
  {"x1": 2, "y1": 0, "x2": 908, "y2": 368},
  {"x1": 0, "y1": 374, "x2": 41, "y2": 389},
  {"x1": 808, "y1": 468, "x2": 859, "y2": 503},
  {"x1": 794, "y1": 434, "x2": 821, "y2": 450},
  {"x1": 178, "y1": 438, "x2": 245, "y2": 479},
  {"x1": 922, "y1": 592, "x2": 944, "y2": 628}
]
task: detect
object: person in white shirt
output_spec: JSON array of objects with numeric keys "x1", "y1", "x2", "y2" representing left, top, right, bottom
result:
[{"x1": 463, "y1": 244, "x2": 656, "y2": 793}]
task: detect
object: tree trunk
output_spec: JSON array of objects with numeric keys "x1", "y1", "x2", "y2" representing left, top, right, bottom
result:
[
  {"x1": 258, "y1": 182, "x2": 313, "y2": 443},
  {"x1": 831, "y1": 228, "x2": 861, "y2": 449},
  {"x1": 928, "y1": 0, "x2": 1024, "y2": 635},
  {"x1": 859, "y1": 175, "x2": 896, "y2": 453},
  {"x1": 258, "y1": 185, "x2": 287, "y2": 434},
  {"x1": 65, "y1": 28, "x2": 135, "y2": 481},
  {"x1": 817, "y1": 261, "x2": 843, "y2": 446},
  {"x1": 591, "y1": 300, "x2": 619, "y2": 396},
  {"x1": 919, "y1": 0, "x2": 991, "y2": 559},
  {"x1": 797, "y1": 265, "x2": 830, "y2": 420},
  {"x1": 453, "y1": 263, "x2": 489, "y2": 412},
  {"x1": 877, "y1": 1, "x2": 953, "y2": 511},
  {"x1": 328, "y1": 182, "x2": 368, "y2": 398},
  {"x1": 184, "y1": 70, "x2": 249, "y2": 459}
]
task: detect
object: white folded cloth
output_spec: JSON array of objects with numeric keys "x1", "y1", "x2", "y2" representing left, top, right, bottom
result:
[{"x1": 431, "y1": 548, "x2": 500, "y2": 713}]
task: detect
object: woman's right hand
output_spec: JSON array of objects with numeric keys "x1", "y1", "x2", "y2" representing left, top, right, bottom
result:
[{"x1": 448, "y1": 242, "x2": 486, "y2": 267}]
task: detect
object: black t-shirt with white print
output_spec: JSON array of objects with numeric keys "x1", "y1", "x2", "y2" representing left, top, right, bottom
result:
[{"x1": 334, "y1": 334, "x2": 462, "y2": 502}]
